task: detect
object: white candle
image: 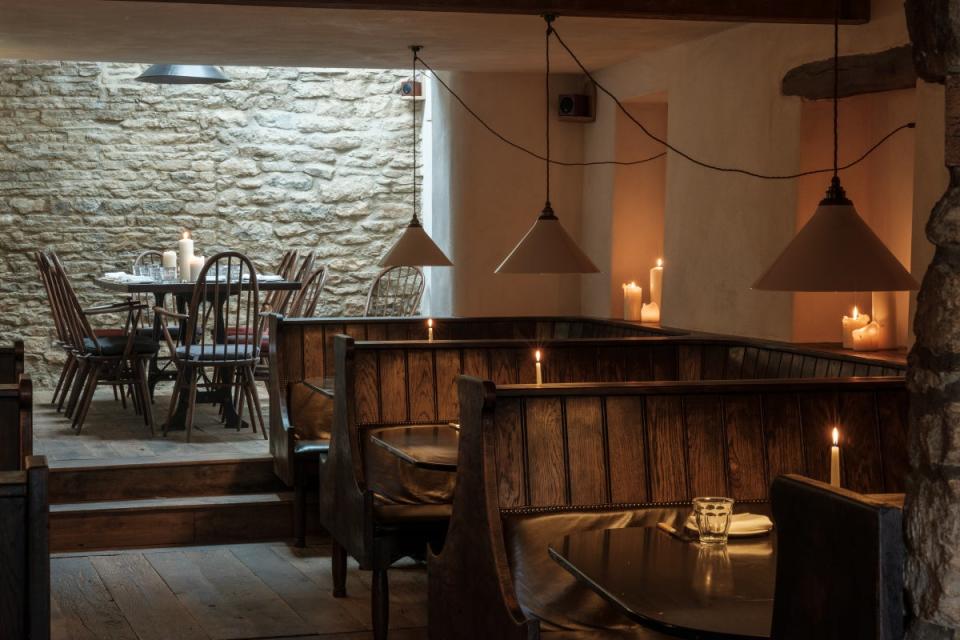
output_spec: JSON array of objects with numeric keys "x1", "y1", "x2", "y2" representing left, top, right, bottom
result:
[
  {"x1": 649, "y1": 258, "x2": 663, "y2": 308},
  {"x1": 427, "y1": 318, "x2": 434, "y2": 341},
  {"x1": 622, "y1": 282, "x2": 643, "y2": 321},
  {"x1": 841, "y1": 306, "x2": 870, "y2": 349},
  {"x1": 189, "y1": 255, "x2": 206, "y2": 282},
  {"x1": 162, "y1": 250, "x2": 177, "y2": 269},
  {"x1": 641, "y1": 302, "x2": 660, "y2": 323},
  {"x1": 178, "y1": 231, "x2": 194, "y2": 282},
  {"x1": 830, "y1": 427, "x2": 841, "y2": 487},
  {"x1": 852, "y1": 320, "x2": 881, "y2": 352},
  {"x1": 871, "y1": 291, "x2": 897, "y2": 349},
  {"x1": 535, "y1": 350, "x2": 543, "y2": 385}
]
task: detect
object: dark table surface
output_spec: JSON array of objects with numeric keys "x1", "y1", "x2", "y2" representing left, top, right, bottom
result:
[
  {"x1": 368, "y1": 424, "x2": 459, "y2": 471},
  {"x1": 549, "y1": 526, "x2": 775, "y2": 640},
  {"x1": 94, "y1": 277, "x2": 301, "y2": 295}
]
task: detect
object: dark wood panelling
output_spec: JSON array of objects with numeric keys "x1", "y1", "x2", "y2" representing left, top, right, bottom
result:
[
  {"x1": 645, "y1": 396, "x2": 688, "y2": 502},
  {"x1": 352, "y1": 351, "x2": 381, "y2": 425},
  {"x1": 838, "y1": 391, "x2": 884, "y2": 493},
  {"x1": 651, "y1": 346, "x2": 678, "y2": 381},
  {"x1": 722, "y1": 395, "x2": 768, "y2": 500},
  {"x1": 683, "y1": 395, "x2": 728, "y2": 496},
  {"x1": 407, "y1": 351, "x2": 436, "y2": 423},
  {"x1": 490, "y1": 350, "x2": 518, "y2": 386},
  {"x1": 523, "y1": 398, "x2": 566, "y2": 507},
  {"x1": 605, "y1": 397, "x2": 649, "y2": 504},
  {"x1": 493, "y1": 399, "x2": 525, "y2": 509},
  {"x1": 435, "y1": 350, "x2": 461, "y2": 421},
  {"x1": 797, "y1": 392, "x2": 838, "y2": 484},
  {"x1": 702, "y1": 345, "x2": 728, "y2": 380},
  {"x1": 678, "y1": 345, "x2": 702, "y2": 381},
  {"x1": 564, "y1": 398, "x2": 607, "y2": 505},
  {"x1": 378, "y1": 351, "x2": 407, "y2": 423},
  {"x1": 876, "y1": 390, "x2": 909, "y2": 492},
  {"x1": 762, "y1": 393, "x2": 807, "y2": 479}
]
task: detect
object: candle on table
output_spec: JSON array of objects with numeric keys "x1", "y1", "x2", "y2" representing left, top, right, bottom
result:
[
  {"x1": 535, "y1": 350, "x2": 543, "y2": 386},
  {"x1": 650, "y1": 258, "x2": 663, "y2": 308},
  {"x1": 189, "y1": 255, "x2": 206, "y2": 282},
  {"x1": 178, "y1": 231, "x2": 194, "y2": 282},
  {"x1": 640, "y1": 302, "x2": 660, "y2": 323},
  {"x1": 830, "y1": 428, "x2": 841, "y2": 487},
  {"x1": 852, "y1": 320, "x2": 881, "y2": 352},
  {"x1": 161, "y1": 250, "x2": 177, "y2": 269},
  {"x1": 871, "y1": 291, "x2": 898, "y2": 349},
  {"x1": 841, "y1": 306, "x2": 870, "y2": 349},
  {"x1": 427, "y1": 318, "x2": 434, "y2": 341},
  {"x1": 622, "y1": 282, "x2": 643, "y2": 321}
]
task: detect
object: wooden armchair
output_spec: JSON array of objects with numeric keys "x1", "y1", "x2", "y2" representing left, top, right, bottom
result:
[
  {"x1": 770, "y1": 475, "x2": 905, "y2": 639},
  {"x1": 157, "y1": 252, "x2": 265, "y2": 442},
  {"x1": 364, "y1": 266, "x2": 424, "y2": 317}
]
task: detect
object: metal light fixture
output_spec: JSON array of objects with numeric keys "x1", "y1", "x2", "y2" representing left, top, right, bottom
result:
[
  {"x1": 496, "y1": 15, "x2": 599, "y2": 275},
  {"x1": 135, "y1": 64, "x2": 231, "y2": 85},
  {"x1": 381, "y1": 46, "x2": 452, "y2": 268},
  {"x1": 753, "y1": 2, "x2": 916, "y2": 292}
]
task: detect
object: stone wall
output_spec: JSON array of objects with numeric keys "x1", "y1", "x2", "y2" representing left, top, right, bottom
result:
[{"x1": 0, "y1": 61, "x2": 420, "y2": 387}]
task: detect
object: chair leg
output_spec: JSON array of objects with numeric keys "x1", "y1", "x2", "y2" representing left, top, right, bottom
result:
[
  {"x1": 64, "y1": 359, "x2": 88, "y2": 418},
  {"x1": 371, "y1": 568, "x2": 389, "y2": 640},
  {"x1": 52, "y1": 355, "x2": 73, "y2": 406},
  {"x1": 135, "y1": 359, "x2": 155, "y2": 437},
  {"x1": 73, "y1": 363, "x2": 101, "y2": 434},
  {"x1": 332, "y1": 540, "x2": 347, "y2": 598},
  {"x1": 294, "y1": 460, "x2": 307, "y2": 549},
  {"x1": 184, "y1": 367, "x2": 199, "y2": 443},
  {"x1": 247, "y1": 366, "x2": 267, "y2": 440},
  {"x1": 163, "y1": 368, "x2": 183, "y2": 437}
]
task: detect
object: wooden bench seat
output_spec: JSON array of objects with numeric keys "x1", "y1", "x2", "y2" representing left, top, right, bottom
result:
[
  {"x1": 0, "y1": 339, "x2": 24, "y2": 384},
  {"x1": 0, "y1": 376, "x2": 33, "y2": 472},
  {"x1": 428, "y1": 376, "x2": 909, "y2": 639}
]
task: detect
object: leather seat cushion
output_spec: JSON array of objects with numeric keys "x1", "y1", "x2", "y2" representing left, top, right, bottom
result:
[
  {"x1": 294, "y1": 440, "x2": 329, "y2": 456},
  {"x1": 503, "y1": 507, "x2": 693, "y2": 635},
  {"x1": 137, "y1": 326, "x2": 180, "y2": 340},
  {"x1": 83, "y1": 335, "x2": 159, "y2": 356},
  {"x1": 362, "y1": 425, "x2": 455, "y2": 505},
  {"x1": 175, "y1": 343, "x2": 258, "y2": 361},
  {"x1": 373, "y1": 500, "x2": 451, "y2": 523}
]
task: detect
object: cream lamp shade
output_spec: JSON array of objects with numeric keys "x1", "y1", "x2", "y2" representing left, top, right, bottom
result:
[
  {"x1": 754, "y1": 180, "x2": 918, "y2": 291},
  {"x1": 380, "y1": 220, "x2": 452, "y2": 267},
  {"x1": 496, "y1": 204, "x2": 599, "y2": 274}
]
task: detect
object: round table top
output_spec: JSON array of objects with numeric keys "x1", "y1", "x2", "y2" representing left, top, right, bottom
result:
[{"x1": 548, "y1": 526, "x2": 775, "y2": 640}]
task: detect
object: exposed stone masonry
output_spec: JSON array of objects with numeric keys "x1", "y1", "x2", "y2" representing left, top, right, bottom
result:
[{"x1": 0, "y1": 61, "x2": 420, "y2": 387}]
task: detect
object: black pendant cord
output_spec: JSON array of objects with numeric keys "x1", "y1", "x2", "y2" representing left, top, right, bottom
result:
[
  {"x1": 549, "y1": 26, "x2": 916, "y2": 181},
  {"x1": 411, "y1": 46, "x2": 421, "y2": 226},
  {"x1": 833, "y1": 0, "x2": 840, "y2": 180},
  {"x1": 544, "y1": 15, "x2": 554, "y2": 211}
]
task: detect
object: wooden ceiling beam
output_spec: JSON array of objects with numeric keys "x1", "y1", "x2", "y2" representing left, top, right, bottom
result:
[
  {"x1": 782, "y1": 45, "x2": 917, "y2": 100},
  {"x1": 109, "y1": 0, "x2": 871, "y2": 24}
]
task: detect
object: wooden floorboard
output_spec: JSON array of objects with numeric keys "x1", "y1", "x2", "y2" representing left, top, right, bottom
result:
[{"x1": 51, "y1": 543, "x2": 428, "y2": 640}]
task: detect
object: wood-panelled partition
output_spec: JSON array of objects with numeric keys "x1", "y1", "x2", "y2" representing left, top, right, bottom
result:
[
  {"x1": 0, "y1": 376, "x2": 33, "y2": 472},
  {"x1": 429, "y1": 376, "x2": 909, "y2": 640},
  {"x1": 0, "y1": 339, "x2": 24, "y2": 384}
]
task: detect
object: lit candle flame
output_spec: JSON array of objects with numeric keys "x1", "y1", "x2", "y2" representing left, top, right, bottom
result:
[
  {"x1": 427, "y1": 318, "x2": 433, "y2": 328},
  {"x1": 535, "y1": 350, "x2": 541, "y2": 363},
  {"x1": 832, "y1": 427, "x2": 839, "y2": 446},
  {"x1": 656, "y1": 258, "x2": 663, "y2": 268},
  {"x1": 182, "y1": 231, "x2": 190, "y2": 240},
  {"x1": 852, "y1": 306, "x2": 859, "y2": 320}
]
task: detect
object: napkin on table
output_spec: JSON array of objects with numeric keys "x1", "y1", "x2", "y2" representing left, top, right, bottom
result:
[
  {"x1": 103, "y1": 272, "x2": 153, "y2": 283},
  {"x1": 685, "y1": 512, "x2": 773, "y2": 536}
]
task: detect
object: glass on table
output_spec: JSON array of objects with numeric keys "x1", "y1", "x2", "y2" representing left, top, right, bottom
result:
[
  {"x1": 161, "y1": 266, "x2": 177, "y2": 282},
  {"x1": 692, "y1": 497, "x2": 735, "y2": 545}
]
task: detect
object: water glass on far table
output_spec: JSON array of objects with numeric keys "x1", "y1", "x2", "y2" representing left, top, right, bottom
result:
[
  {"x1": 693, "y1": 497, "x2": 735, "y2": 545},
  {"x1": 161, "y1": 266, "x2": 177, "y2": 282}
]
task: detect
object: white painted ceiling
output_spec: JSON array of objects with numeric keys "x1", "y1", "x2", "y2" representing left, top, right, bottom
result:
[{"x1": 0, "y1": 0, "x2": 736, "y2": 71}]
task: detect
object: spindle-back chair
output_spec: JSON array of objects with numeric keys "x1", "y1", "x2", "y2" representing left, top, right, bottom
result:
[{"x1": 364, "y1": 266, "x2": 424, "y2": 317}]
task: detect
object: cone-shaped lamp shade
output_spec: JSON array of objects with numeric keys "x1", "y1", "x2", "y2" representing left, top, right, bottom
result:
[
  {"x1": 496, "y1": 204, "x2": 599, "y2": 274},
  {"x1": 380, "y1": 220, "x2": 452, "y2": 267},
  {"x1": 136, "y1": 64, "x2": 230, "y2": 84},
  {"x1": 754, "y1": 180, "x2": 918, "y2": 291}
]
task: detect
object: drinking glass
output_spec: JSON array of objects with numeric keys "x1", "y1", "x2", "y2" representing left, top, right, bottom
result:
[
  {"x1": 161, "y1": 266, "x2": 177, "y2": 282},
  {"x1": 693, "y1": 497, "x2": 735, "y2": 545}
]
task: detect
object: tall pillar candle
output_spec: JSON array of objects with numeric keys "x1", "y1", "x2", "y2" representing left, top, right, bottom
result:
[
  {"x1": 622, "y1": 282, "x2": 643, "y2": 321},
  {"x1": 178, "y1": 232, "x2": 194, "y2": 282},
  {"x1": 162, "y1": 250, "x2": 177, "y2": 269},
  {"x1": 830, "y1": 428, "x2": 841, "y2": 487},
  {"x1": 427, "y1": 318, "x2": 434, "y2": 341},
  {"x1": 535, "y1": 350, "x2": 543, "y2": 385},
  {"x1": 871, "y1": 291, "x2": 898, "y2": 349},
  {"x1": 649, "y1": 258, "x2": 663, "y2": 307}
]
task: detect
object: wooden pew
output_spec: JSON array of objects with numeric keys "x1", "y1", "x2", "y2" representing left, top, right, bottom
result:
[
  {"x1": 0, "y1": 339, "x2": 24, "y2": 383},
  {"x1": 315, "y1": 334, "x2": 904, "y2": 639},
  {"x1": 0, "y1": 455, "x2": 50, "y2": 640},
  {"x1": 0, "y1": 376, "x2": 33, "y2": 471},
  {"x1": 428, "y1": 376, "x2": 909, "y2": 639}
]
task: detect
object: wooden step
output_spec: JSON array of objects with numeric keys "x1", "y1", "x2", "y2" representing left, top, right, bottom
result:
[
  {"x1": 50, "y1": 492, "x2": 299, "y2": 552},
  {"x1": 49, "y1": 453, "x2": 285, "y2": 504}
]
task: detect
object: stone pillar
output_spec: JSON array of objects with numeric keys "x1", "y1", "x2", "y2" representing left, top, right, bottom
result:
[{"x1": 906, "y1": 2, "x2": 960, "y2": 637}]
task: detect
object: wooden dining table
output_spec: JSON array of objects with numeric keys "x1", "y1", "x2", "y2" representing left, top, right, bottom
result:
[
  {"x1": 368, "y1": 424, "x2": 459, "y2": 472},
  {"x1": 94, "y1": 277, "x2": 301, "y2": 430}
]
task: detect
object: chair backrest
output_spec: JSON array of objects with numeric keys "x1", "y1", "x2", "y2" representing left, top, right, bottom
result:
[
  {"x1": 274, "y1": 252, "x2": 315, "y2": 316},
  {"x1": 45, "y1": 253, "x2": 99, "y2": 356},
  {"x1": 181, "y1": 252, "x2": 261, "y2": 363},
  {"x1": 287, "y1": 266, "x2": 327, "y2": 317},
  {"x1": 0, "y1": 455, "x2": 49, "y2": 640},
  {"x1": 364, "y1": 266, "x2": 424, "y2": 317},
  {"x1": 263, "y1": 250, "x2": 298, "y2": 312},
  {"x1": 133, "y1": 250, "x2": 163, "y2": 270},
  {"x1": 132, "y1": 250, "x2": 166, "y2": 325},
  {"x1": 34, "y1": 252, "x2": 70, "y2": 347},
  {"x1": 770, "y1": 474, "x2": 904, "y2": 640}
]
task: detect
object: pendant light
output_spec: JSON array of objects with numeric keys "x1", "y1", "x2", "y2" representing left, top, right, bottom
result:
[
  {"x1": 753, "y1": 2, "x2": 917, "y2": 292},
  {"x1": 135, "y1": 64, "x2": 231, "y2": 84},
  {"x1": 381, "y1": 46, "x2": 453, "y2": 268},
  {"x1": 496, "y1": 15, "x2": 599, "y2": 274}
]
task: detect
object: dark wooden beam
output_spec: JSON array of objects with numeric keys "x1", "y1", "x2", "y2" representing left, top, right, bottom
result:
[
  {"x1": 782, "y1": 45, "x2": 917, "y2": 100},
  {"x1": 109, "y1": 0, "x2": 871, "y2": 24}
]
